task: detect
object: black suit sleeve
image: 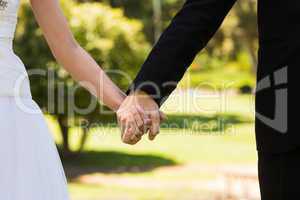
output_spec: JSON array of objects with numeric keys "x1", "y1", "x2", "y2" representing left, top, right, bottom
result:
[{"x1": 128, "y1": 0, "x2": 237, "y2": 106}]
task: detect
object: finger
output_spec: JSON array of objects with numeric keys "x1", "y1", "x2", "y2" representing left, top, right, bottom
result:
[
  {"x1": 148, "y1": 111, "x2": 160, "y2": 141},
  {"x1": 122, "y1": 125, "x2": 131, "y2": 144},
  {"x1": 123, "y1": 128, "x2": 138, "y2": 145},
  {"x1": 129, "y1": 110, "x2": 145, "y2": 137},
  {"x1": 136, "y1": 106, "x2": 151, "y2": 130},
  {"x1": 133, "y1": 110, "x2": 145, "y2": 133},
  {"x1": 122, "y1": 115, "x2": 143, "y2": 145},
  {"x1": 123, "y1": 126, "x2": 140, "y2": 145},
  {"x1": 136, "y1": 106, "x2": 152, "y2": 135},
  {"x1": 130, "y1": 132, "x2": 142, "y2": 144},
  {"x1": 117, "y1": 114, "x2": 127, "y2": 136},
  {"x1": 127, "y1": 129, "x2": 141, "y2": 145},
  {"x1": 122, "y1": 119, "x2": 135, "y2": 143},
  {"x1": 119, "y1": 112, "x2": 131, "y2": 134}
]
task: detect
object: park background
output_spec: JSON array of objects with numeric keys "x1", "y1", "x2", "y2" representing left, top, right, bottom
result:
[{"x1": 15, "y1": 0, "x2": 259, "y2": 199}]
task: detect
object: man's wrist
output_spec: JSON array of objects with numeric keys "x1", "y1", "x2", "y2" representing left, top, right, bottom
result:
[
  {"x1": 126, "y1": 81, "x2": 163, "y2": 105},
  {"x1": 131, "y1": 90, "x2": 159, "y2": 105},
  {"x1": 128, "y1": 87, "x2": 161, "y2": 106},
  {"x1": 131, "y1": 90, "x2": 150, "y2": 97}
]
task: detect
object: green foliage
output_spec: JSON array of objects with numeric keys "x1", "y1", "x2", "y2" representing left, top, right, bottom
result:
[
  {"x1": 16, "y1": 0, "x2": 149, "y2": 90},
  {"x1": 101, "y1": 0, "x2": 185, "y2": 43},
  {"x1": 104, "y1": 0, "x2": 257, "y2": 69},
  {"x1": 104, "y1": 0, "x2": 258, "y2": 86},
  {"x1": 68, "y1": 3, "x2": 149, "y2": 87}
]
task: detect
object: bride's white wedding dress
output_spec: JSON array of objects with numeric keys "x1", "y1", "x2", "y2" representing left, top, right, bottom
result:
[{"x1": 0, "y1": 0, "x2": 69, "y2": 199}]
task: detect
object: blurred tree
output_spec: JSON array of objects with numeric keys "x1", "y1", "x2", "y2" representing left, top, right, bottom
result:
[
  {"x1": 152, "y1": 0, "x2": 162, "y2": 42},
  {"x1": 100, "y1": 0, "x2": 258, "y2": 73},
  {"x1": 96, "y1": 0, "x2": 184, "y2": 44},
  {"x1": 235, "y1": 0, "x2": 258, "y2": 73},
  {"x1": 14, "y1": 0, "x2": 149, "y2": 156}
]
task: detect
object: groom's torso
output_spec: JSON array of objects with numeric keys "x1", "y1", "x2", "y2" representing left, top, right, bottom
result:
[{"x1": 255, "y1": 0, "x2": 299, "y2": 152}]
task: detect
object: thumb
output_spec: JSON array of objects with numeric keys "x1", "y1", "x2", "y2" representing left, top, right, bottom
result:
[{"x1": 159, "y1": 111, "x2": 167, "y2": 122}]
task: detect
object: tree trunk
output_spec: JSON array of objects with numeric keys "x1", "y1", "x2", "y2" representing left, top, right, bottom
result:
[
  {"x1": 77, "y1": 127, "x2": 89, "y2": 154},
  {"x1": 245, "y1": 39, "x2": 258, "y2": 74},
  {"x1": 57, "y1": 115, "x2": 72, "y2": 157},
  {"x1": 152, "y1": 0, "x2": 162, "y2": 43}
]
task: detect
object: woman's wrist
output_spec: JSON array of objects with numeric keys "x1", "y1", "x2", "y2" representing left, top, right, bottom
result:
[{"x1": 110, "y1": 91, "x2": 126, "y2": 112}]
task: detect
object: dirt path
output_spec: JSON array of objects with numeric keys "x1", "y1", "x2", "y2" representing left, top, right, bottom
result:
[{"x1": 73, "y1": 163, "x2": 260, "y2": 199}]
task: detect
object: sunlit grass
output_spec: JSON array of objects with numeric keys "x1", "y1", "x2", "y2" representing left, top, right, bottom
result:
[
  {"x1": 45, "y1": 92, "x2": 257, "y2": 200},
  {"x1": 69, "y1": 183, "x2": 213, "y2": 200}
]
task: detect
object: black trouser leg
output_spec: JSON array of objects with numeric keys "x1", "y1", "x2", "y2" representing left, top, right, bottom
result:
[{"x1": 258, "y1": 148, "x2": 300, "y2": 200}]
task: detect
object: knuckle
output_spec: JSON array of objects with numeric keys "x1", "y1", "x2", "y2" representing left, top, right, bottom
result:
[
  {"x1": 122, "y1": 138, "x2": 129, "y2": 143},
  {"x1": 117, "y1": 114, "x2": 121, "y2": 119},
  {"x1": 123, "y1": 138, "x2": 132, "y2": 144},
  {"x1": 121, "y1": 117, "x2": 127, "y2": 124},
  {"x1": 132, "y1": 109, "x2": 139, "y2": 115},
  {"x1": 124, "y1": 138, "x2": 135, "y2": 145},
  {"x1": 127, "y1": 141, "x2": 134, "y2": 145},
  {"x1": 136, "y1": 118, "x2": 143, "y2": 125},
  {"x1": 152, "y1": 114, "x2": 160, "y2": 121},
  {"x1": 138, "y1": 123, "x2": 144, "y2": 129},
  {"x1": 133, "y1": 112, "x2": 140, "y2": 119}
]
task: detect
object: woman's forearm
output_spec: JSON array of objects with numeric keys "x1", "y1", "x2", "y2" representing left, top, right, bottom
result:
[
  {"x1": 30, "y1": 0, "x2": 126, "y2": 111},
  {"x1": 54, "y1": 43, "x2": 126, "y2": 111}
]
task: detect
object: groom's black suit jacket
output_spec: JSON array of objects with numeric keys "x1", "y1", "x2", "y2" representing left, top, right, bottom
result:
[{"x1": 129, "y1": 0, "x2": 299, "y2": 153}]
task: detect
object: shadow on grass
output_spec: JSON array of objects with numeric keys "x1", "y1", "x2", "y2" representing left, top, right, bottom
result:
[
  {"x1": 61, "y1": 113, "x2": 252, "y2": 180},
  {"x1": 63, "y1": 151, "x2": 178, "y2": 180},
  {"x1": 91, "y1": 113, "x2": 253, "y2": 129},
  {"x1": 161, "y1": 113, "x2": 253, "y2": 132}
]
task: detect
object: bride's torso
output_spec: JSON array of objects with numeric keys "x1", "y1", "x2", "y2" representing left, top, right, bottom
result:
[{"x1": 0, "y1": 0, "x2": 31, "y2": 97}]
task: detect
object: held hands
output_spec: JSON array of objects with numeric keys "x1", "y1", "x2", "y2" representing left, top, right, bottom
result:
[{"x1": 116, "y1": 91, "x2": 166, "y2": 145}]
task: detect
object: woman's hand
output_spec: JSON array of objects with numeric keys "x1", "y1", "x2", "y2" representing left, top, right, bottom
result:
[
  {"x1": 117, "y1": 98, "x2": 151, "y2": 145},
  {"x1": 117, "y1": 91, "x2": 167, "y2": 145}
]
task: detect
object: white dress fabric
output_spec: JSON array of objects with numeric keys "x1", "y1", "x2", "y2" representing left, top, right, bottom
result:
[{"x1": 0, "y1": 0, "x2": 69, "y2": 199}]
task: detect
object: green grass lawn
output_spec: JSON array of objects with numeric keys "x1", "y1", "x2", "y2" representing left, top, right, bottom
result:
[
  {"x1": 47, "y1": 91, "x2": 257, "y2": 200},
  {"x1": 179, "y1": 69, "x2": 255, "y2": 91}
]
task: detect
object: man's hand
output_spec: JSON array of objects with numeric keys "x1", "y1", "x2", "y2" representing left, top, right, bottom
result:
[
  {"x1": 117, "y1": 91, "x2": 166, "y2": 145},
  {"x1": 116, "y1": 100, "x2": 150, "y2": 145}
]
